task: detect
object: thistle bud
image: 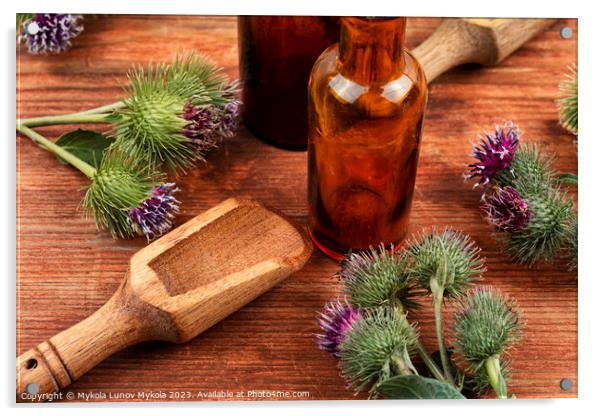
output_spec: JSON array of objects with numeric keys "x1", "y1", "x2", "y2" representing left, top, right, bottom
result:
[
  {"x1": 339, "y1": 307, "x2": 418, "y2": 393},
  {"x1": 407, "y1": 228, "x2": 485, "y2": 300},
  {"x1": 82, "y1": 155, "x2": 180, "y2": 239},
  {"x1": 112, "y1": 54, "x2": 239, "y2": 173},
  {"x1": 453, "y1": 287, "x2": 522, "y2": 366},
  {"x1": 338, "y1": 246, "x2": 419, "y2": 311}
]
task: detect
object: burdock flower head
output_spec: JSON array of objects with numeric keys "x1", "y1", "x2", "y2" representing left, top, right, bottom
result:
[
  {"x1": 465, "y1": 129, "x2": 576, "y2": 267},
  {"x1": 16, "y1": 53, "x2": 238, "y2": 175},
  {"x1": 407, "y1": 228, "x2": 485, "y2": 300},
  {"x1": 18, "y1": 13, "x2": 83, "y2": 54},
  {"x1": 83, "y1": 153, "x2": 180, "y2": 240},
  {"x1": 453, "y1": 287, "x2": 522, "y2": 398},
  {"x1": 338, "y1": 245, "x2": 419, "y2": 311},
  {"x1": 316, "y1": 299, "x2": 364, "y2": 355},
  {"x1": 338, "y1": 307, "x2": 418, "y2": 393},
  {"x1": 468, "y1": 123, "x2": 520, "y2": 187},
  {"x1": 482, "y1": 186, "x2": 532, "y2": 233},
  {"x1": 454, "y1": 287, "x2": 522, "y2": 364},
  {"x1": 112, "y1": 54, "x2": 240, "y2": 173},
  {"x1": 406, "y1": 228, "x2": 485, "y2": 384}
]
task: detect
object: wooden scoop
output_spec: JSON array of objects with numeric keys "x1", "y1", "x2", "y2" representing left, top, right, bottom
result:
[
  {"x1": 412, "y1": 18, "x2": 556, "y2": 83},
  {"x1": 16, "y1": 198, "x2": 313, "y2": 401}
]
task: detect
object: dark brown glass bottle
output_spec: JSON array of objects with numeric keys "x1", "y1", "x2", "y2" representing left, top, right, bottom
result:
[
  {"x1": 307, "y1": 17, "x2": 428, "y2": 260},
  {"x1": 238, "y1": 16, "x2": 340, "y2": 150}
]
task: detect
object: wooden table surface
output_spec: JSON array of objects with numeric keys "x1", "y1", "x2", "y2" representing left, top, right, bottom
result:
[{"x1": 16, "y1": 15, "x2": 578, "y2": 401}]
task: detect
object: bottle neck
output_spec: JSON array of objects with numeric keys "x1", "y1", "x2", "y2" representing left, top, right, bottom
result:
[{"x1": 338, "y1": 17, "x2": 407, "y2": 85}]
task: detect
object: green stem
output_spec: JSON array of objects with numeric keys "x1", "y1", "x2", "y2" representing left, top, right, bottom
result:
[
  {"x1": 17, "y1": 101, "x2": 125, "y2": 128},
  {"x1": 415, "y1": 339, "x2": 447, "y2": 383},
  {"x1": 485, "y1": 355, "x2": 508, "y2": 399},
  {"x1": 391, "y1": 354, "x2": 413, "y2": 376},
  {"x1": 18, "y1": 112, "x2": 112, "y2": 128},
  {"x1": 75, "y1": 101, "x2": 126, "y2": 116},
  {"x1": 16, "y1": 123, "x2": 97, "y2": 178},
  {"x1": 392, "y1": 299, "x2": 446, "y2": 383},
  {"x1": 558, "y1": 173, "x2": 578, "y2": 186},
  {"x1": 431, "y1": 277, "x2": 454, "y2": 384}
]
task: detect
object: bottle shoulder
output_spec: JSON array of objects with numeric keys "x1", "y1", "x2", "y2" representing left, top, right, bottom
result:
[
  {"x1": 311, "y1": 45, "x2": 425, "y2": 85},
  {"x1": 403, "y1": 49, "x2": 427, "y2": 91},
  {"x1": 309, "y1": 45, "x2": 427, "y2": 108},
  {"x1": 309, "y1": 44, "x2": 427, "y2": 113},
  {"x1": 309, "y1": 44, "x2": 339, "y2": 89}
]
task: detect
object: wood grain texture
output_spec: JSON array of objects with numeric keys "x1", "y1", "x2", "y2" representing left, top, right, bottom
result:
[{"x1": 16, "y1": 15, "x2": 578, "y2": 401}]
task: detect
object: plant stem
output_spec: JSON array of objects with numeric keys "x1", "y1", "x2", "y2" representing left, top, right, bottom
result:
[
  {"x1": 18, "y1": 112, "x2": 112, "y2": 128},
  {"x1": 76, "y1": 101, "x2": 126, "y2": 115},
  {"x1": 431, "y1": 277, "x2": 454, "y2": 384},
  {"x1": 485, "y1": 355, "x2": 508, "y2": 399},
  {"x1": 16, "y1": 123, "x2": 97, "y2": 178},
  {"x1": 415, "y1": 339, "x2": 447, "y2": 383},
  {"x1": 391, "y1": 354, "x2": 413, "y2": 376},
  {"x1": 392, "y1": 300, "x2": 446, "y2": 383},
  {"x1": 558, "y1": 173, "x2": 578, "y2": 186}
]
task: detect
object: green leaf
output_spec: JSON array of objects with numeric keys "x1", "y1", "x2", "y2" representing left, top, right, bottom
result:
[
  {"x1": 377, "y1": 375, "x2": 465, "y2": 399},
  {"x1": 55, "y1": 129, "x2": 112, "y2": 168}
]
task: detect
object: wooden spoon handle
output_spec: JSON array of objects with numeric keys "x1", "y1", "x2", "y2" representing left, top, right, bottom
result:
[
  {"x1": 412, "y1": 18, "x2": 553, "y2": 83},
  {"x1": 16, "y1": 279, "x2": 175, "y2": 402}
]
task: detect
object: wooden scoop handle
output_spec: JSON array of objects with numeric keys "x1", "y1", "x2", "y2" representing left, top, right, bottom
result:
[
  {"x1": 412, "y1": 18, "x2": 554, "y2": 83},
  {"x1": 16, "y1": 278, "x2": 175, "y2": 401},
  {"x1": 16, "y1": 199, "x2": 313, "y2": 402}
]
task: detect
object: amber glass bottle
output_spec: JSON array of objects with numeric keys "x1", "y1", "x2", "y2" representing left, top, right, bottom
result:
[
  {"x1": 238, "y1": 16, "x2": 340, "y2": 150},
  {"x1": 307, "y1": 17, "x2": 427, "y2": 260}
]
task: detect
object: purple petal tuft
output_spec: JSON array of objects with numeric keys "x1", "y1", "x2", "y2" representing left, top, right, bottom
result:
[
  {"x1": 338, "y1": 252, "x2": 372, "y2": 282},
  {"x1": 482, "y1": 186, "x2": 532, "y2": 232},
  {"x1": 182, "y1": 99, "x2": 241, "y2": 157},
  {"x1": 19, "y1": 14, "x2": 83, "y2": 54},
  {"x1": 316, "y1": 299, "x2": 364, "y2": 355},
  {"x1": 128, "y1": 183, "x2": 180, "y2": 241},
  {"x1": 468, "y1": 123, "x2": 519, "y2": 187}
]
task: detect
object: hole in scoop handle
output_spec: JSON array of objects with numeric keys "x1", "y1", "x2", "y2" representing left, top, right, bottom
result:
[
  {"x1": 16, "y1": 342, "x2": 71, "y2": 402},
  {"x1": 16, "y1": 281, "x2": 174, "y2": 402}
]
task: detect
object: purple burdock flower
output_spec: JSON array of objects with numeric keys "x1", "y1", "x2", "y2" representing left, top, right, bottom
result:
[
  {"x1": 128, "y1": 183, "x2": 180, "y2": 241},
  {"x1": 182, "y1": 99, "x2": 240, "y2": 156},
  {"x1": 482, "y1": 186, "x2": 532, "y2": 232},
  {"x1": 337, "y1": 251, "x2": 372, "y2": 282},
  {"x1": 183, "y1": 101, "x2": 217, "y2": 152},
  {"x1": 317, "y1": 299, "x2": 364, "y2": 355},
  {"x1": 468, "y1": 123, "x2": 520, "y2": 187},
  {"x1": 19, "y1": 14, "x2": 83, "y2": 55},
  {"x1": 216, "y1": 99, "x2": 241, "y2": 137}
]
